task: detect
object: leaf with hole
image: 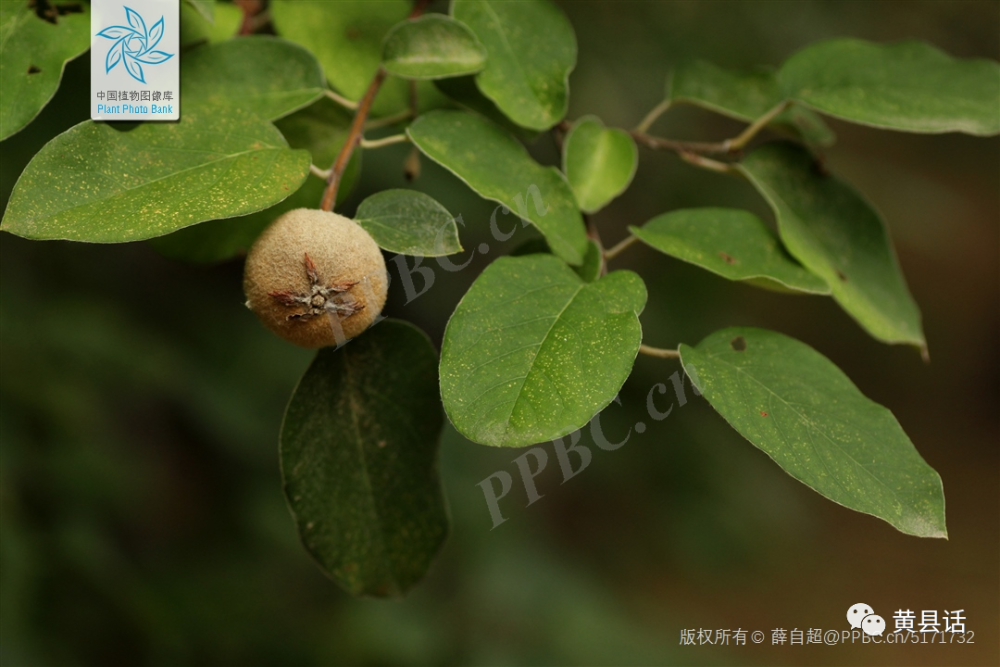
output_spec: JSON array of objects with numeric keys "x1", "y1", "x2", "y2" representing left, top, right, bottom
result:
[
  {"x1": 679, "y1": 327, "x2": 946, "y2": 538},
  {"x1": 630, "y1": 208, "x2": 829, "y2": 294},
  {"x1": 281, "y1": 319, "x2": 448, "y2": 597},
  {"x1": 452, "y1": 0, "x2": 576, "y2": 130},
  {"x1": 382, "y1": 14, "x2": 486, "y2": 80},
  {"x1": 408, "y1": 110, "x2": 587, "y2": 265},
  {"x1": 440, "y1": 254, "x2": 646, "y2": 447},
  {"x1": 355, "y1": 189, "x2": 462, "y2": 257},
  {"x1": 1, "y1": 109, "x2": 310, "y2": 243},
  {"x1": 738, "y1": 142, "x2": 924, "y2": 348},
  {"x1": 668, "y1": 59, "x2": 834, "y2": 147},
  {"x1": 563, "y1": 116, "x2": 638, "y2": 214},
  {"x1": 779, "y1": 38, "x2": 1000, "y2": 135},
  {"x1": 182, "y1": 37, "x2": 326, "y2": 121},
  {"x1": 0, "y1": 0, "x2": 90, "y2": 140}
]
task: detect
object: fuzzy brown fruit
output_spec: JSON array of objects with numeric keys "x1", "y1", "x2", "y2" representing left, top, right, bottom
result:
[{"x1": 243, "y1": 208, "x2": 388, "y2": 348}]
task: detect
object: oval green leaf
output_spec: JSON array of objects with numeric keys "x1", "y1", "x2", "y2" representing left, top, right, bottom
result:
[
  {"x1": 182, "y1": 37, "x2": 326, "y2": 121},
  {"x1": 779, "y1": 38, "x2": 1000, "y2": 136},
  {"x1": 408, "y1": 110, "x2": 587, "y2": 265},
  {"x1": 563, "y1": 116, "x2": 638, "y2": 214},
  {"x1": 679, "y1": 327, "x2": 946, "y2": 538},
  {"x1": 630, "y1": 208, "x2": 830, "y2": 294},
  {"x1": 281, "y1": 319, "x2": 449, "y2": 597},
  {"x1": 270, "y1": 0, "x2": 413, "y2": 116},
  {"x1": 355, "y1": 189, "x2": 462, "y2": 256},
  {"x1": 452, "y1": 0, "x2": 576, "y2": 130},
  {"x1": 0, "y1": 0, "x2": 90, "y2": 140},
  {"x1": 382, "y1": 14, "x2": 486, "y2": 80},
  {"x1": 668, "y1": 59, "x2": 834, "y2": 147},
  {"x1": 440, "y1": 254, "x2": 646, "y2": 448},
  {"x1": 738, "y1": 142, "x2": 924, "y2": 348},
  {"x1": 150, "y1": 98, "x2": 359, "y2": 263},
  {"x1": 1, "y1": 109, "x2": 310, "y2": 242}
]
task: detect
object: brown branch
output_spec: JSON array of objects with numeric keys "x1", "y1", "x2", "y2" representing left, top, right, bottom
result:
[
  {"x1": 408, "y1": 0, "x2": 430, "y2": 19},
  {"x1": 319, "y1": 0, "x2": 429, "y2": 211},
  {"x1": 320, "y1": 68, "x2": 387, "y2": 211}
]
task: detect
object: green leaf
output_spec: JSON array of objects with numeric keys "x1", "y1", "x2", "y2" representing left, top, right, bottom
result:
[
  {"x1": 433, "y1": 75, "x2": 541, "y2": 142},
  {"x1": 382, "y1": 14, "x2": 486, "y2": 80},
  {"x1": 630, "y1": 208, "x2": 830, "y2": 294},
  {"x1": 0, "y1": 0, "x2": 90, "y2": 140},
  {"x1": 440, "y1": 254, "x2": 646, "y2": 448},
  {"x1": 738, "y1": 142, "x2": 924, "y2": 348},
  {"x1": 281, "y1": 319, "x2": 448, "y2": 597},
  {"x1": 270, "y1": 0, "x2": 413, "y2": 116},
  {"x1": 355, "y1": 189, "x2": 462, "y2": 257},
  {"x1": 668, "y1": 59, "x2": 834, "y2": 147},
  {"x1": 150, "y1": 98, "x2": 358, "y2": 263},
  {"x1": 182, "y1": 37, "x2": 326, "y2": 121},
  {"x1": 562, "y1": 115, "x2": 637, "y2": 213},
  {"x1": 408, "y1": 110, "x2": 588, "y2": 265},
  {"x1": 180, "y1": 0, "x2": 240, "y2": 45},
  {"x1": 1, "y1": 109, "x2": 310, "y2": 243},
  {"x1": 779, "y1": 38, "x2": 1000, "y2": 136},
  {"x1": 185, "y1": 0, "x2": 214, "y2": 22},
  {"x1": 679, "y1": 327, "x2": 946, "y2": 538},
  {"x1": 452, "y1": 0, "x2": 576, "y2": 130}
]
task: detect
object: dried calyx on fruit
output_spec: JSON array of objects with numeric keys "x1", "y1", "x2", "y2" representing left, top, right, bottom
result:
[{"x1": 243, "y1": 208, "x2": 388, "y2": 348}]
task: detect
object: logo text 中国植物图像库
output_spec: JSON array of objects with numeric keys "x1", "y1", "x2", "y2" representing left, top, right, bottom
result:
[{"x1": 91, "y1": 1, "x2": 178, "y2": 121}]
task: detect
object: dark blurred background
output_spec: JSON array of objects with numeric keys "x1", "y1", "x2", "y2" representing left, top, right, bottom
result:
[{"x1": 1, "y1": 1, "x2": 997, "y2": 665}]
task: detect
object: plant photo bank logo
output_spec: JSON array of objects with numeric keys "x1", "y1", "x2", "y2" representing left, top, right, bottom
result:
[{"x1": 95, "y1": 6, "x2": 173, "y2": 84}]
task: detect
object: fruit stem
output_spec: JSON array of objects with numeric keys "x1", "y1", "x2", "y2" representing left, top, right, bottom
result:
[{"x1": 321, "y1": 68, "x2": 388, "y2": 211}]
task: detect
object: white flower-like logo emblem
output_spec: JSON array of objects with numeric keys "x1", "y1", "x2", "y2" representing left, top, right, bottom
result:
[{"x1": 96, "y1": 6, "x2": 174, "y2": 84}]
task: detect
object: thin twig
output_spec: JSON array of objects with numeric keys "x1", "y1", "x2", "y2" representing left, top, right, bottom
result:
[
  {"x1": 320, "y1": 68, "x2": 387, "y2": 211},
  {"x1": 630, "y1": 100, "x2": 793, "y2": 159},
  {"x1": 638, "y1": 344, "x2": 681, "y2": 360},
  {"x1": 679, "y1": 151, "x2": 734, "y2": 174},
  {"x1": 727, "y1": 100, "x2": 790, "y2": 151},
  {"x1": 319, "y1": 0, "x2": 428, "y2": 211},
  {"x1": 365, "y1": 109, "x2": 413, "y2": 130},
  {"x1": 309, "y1": 164, "x2": 331, "y2": 180},
  {"x1": 324, "y1": 89, "x2": 359, "y2": 111},
  {"x1": 605, "y1": 234, "x2": 639, "y2": 260},
  {"x1": 360, "y1": 134, "x2": 410, "y2": 149},
  {"x1": 630, "y1": 131, "x2": 732, "y2": 155},
  {"x1": 634, "y1": 99, "x2": 672, "y2": 134}
]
